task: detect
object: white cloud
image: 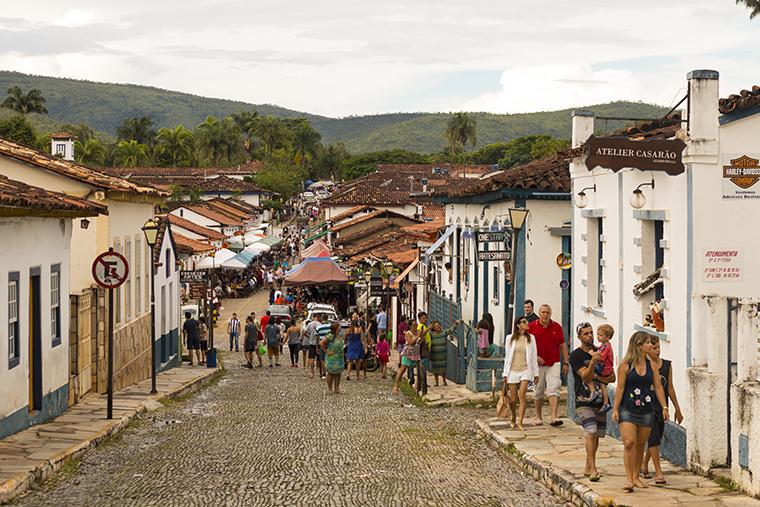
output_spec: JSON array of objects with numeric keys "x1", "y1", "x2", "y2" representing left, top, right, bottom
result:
[
  {"x1": 53, "y1": 9, "x2": 102, "y2": 28},
  {"x1": 461, "y1": 65, "x2": 643, "y2": 113}
]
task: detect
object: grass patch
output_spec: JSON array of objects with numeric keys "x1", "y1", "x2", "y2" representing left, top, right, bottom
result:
[
  {"x1": 398, "y1": 379, "x2": 426, "y2": 408},
  {"x1": 714, "y1": 475, "x2": 738, "y2": 492}
]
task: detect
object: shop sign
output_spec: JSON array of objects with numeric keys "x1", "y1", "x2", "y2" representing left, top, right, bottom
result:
[
  {"x1": 189, "y1": 284, "x2": 207, "y2": 299},
  {"x1": 476, "y1": 231, "x2": 507, "y2": 243},
  {"x1": 477, "y1": 250, "x2": 510, "y2": 262},
  {"x1": 180, "y1": 270, "x2": 209, "y2": 284},
  {"x1": 585, "y1": 136, "x2": 686, "y2": 175},
  {"x1": 722, "y1": 154, "x2": 760, "y2": 199},
  {"x1": 702, "y1": 249, "x2": 742, "y2": 282}
]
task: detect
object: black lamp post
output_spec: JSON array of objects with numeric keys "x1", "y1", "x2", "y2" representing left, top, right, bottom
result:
[
  {"x1": 142, "y1": 218, "x2": 159, "y2": 394},
  {"x1": 363, "y1": 270, "x2": 372, "y2": 322},
  {"x1": 507, "y1": 208, "x2": 529, "y2": 332}
]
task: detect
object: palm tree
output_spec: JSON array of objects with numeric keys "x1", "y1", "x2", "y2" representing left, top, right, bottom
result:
[
  {"x1": 195, "y1": 116, "x2": 241, "y2": 165},
  {"x1": 154, "y1": 125, "x2": 194, "y2": 167},
  {"x1": 74, "y1": 138, "x2": 107, "y2": 166},
  {"x1": 444, "y1": 112, "x2": 477, "y2": 156},
  {"x1": 117, "y1": 116, "x2": 156, "y2": 145},
  {"x1": 231, "y1": 110, "x2": 260, "y2": 161},
  {"x1": 254, "y1": 116, "x2": 291, "y2": 157},
  {"x1": 737, "y1": 0, "x2": 760, "y2": 18},
  {"x1": 290, "y1": 120, "x2": 322, "y2": 166},
  {"x1": 113, "y1": 139, "x2": 149, "y2": 167},
  {"x1": 1, "y1": 86, "x2": 48, "y2": 115}
]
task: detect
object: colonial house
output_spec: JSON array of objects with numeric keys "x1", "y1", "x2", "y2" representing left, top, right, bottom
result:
[
  {"x1": 0, "y1": 176, "x2": 105, "y2": 438},
  {"x1": 167, "y1": 214, "x2": 226, "y2": 249},
  {"x1": 331, "y1": 209, "x2": 420, "y2": 246},
  {"x1": 0, "y1": 138, "x2": 170, "y2": 398},
  {"x1": 152, "y1": 218, "x2": 181, "y2": 371},
  {"x1": 170, "y1": 204, "x2": 243, "y2": 237},
  {"x1": 569, "y1": 70, "x2": 760, "y2": 495}
]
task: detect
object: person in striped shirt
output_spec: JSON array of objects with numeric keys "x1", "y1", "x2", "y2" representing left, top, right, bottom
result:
[{"x1": 228, "y1": 313, "x2": 241, "y2": 352}]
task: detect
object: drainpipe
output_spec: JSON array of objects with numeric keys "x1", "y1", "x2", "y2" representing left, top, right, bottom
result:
[{"x1": 726, "y1": 297, "x2": 737, "y2": 466}]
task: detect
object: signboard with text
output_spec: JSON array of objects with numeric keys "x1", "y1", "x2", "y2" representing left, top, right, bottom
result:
[
  {"x1": 477, "y1": 250, "x2": 511, "y2": 262},
  {"x1": 722, "y1": 154, "x2": 760, "y2": 199},
  {"x1": 703, "y1": 249, "x2": 743, "y2": 282},
  {"x1": 585, "y1": 136, "x2": 686, "y2": 175},
  {"x1": 476, "y1": 231, "x2": 507, "y2": 243},
  {"x1": 181, "y1": 270, "x2": 209, "y2": 284}
]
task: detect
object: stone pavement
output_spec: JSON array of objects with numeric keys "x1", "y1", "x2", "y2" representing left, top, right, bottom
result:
[
  {"x1": 12, "y1": 326, "x2": 567, "y2": 506},
  {"x1": 477, "y1": 416, "x2": 760, "y2": 507},
  {"x1": 0, "y1": 364, "x2": 220, "y2": 504},
  {"x1": 422, "y1": 380, "x2": 568, "y2": 408}
]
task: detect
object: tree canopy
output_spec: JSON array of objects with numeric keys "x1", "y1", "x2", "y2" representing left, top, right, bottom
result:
[
  {"x1": 444, "y1": 112, "x2": 477, "y2": 156},
  {"x1": 339, "y1": 149, "x2": 431, "y2": 180},
  {"x1": 737, "y1": 0, "x2": 760, "y2": 18},
  {"x1": 0, "y1": 114, "x2": 37, "y2": 146},
  {"x1": 1, "y1": 86, "x2": 47, "y2": 115}
]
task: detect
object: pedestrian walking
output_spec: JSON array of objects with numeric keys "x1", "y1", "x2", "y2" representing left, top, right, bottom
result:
[
  {"x1": 529, "y1": 304, "x2": 568, "y2": 426},
  {"x1": 396, "y1": 315, "x2": 409, "y2": 368},
  {"x1": 569, "y1": 322, "x2": 616, "y2": 483},
  {"x1": 182, "y1": 312, "x2": 202, "y2": 366},
  {"x1": 321, "y1": 322, "x2": 345, "y2": 394},
  {"x1": 376, "y1": 333, "x2": 390, "y2": 379},
  {"x1": 523, "y1": 300, "x2": 539, "y2": 323},
  {"x1": 501, "y1": 316, "x2": 539, "y2": 430},
  {"x1": 476, "y1": 316, "x2": 491, "y2": 357},
  {"x1": 612, "y1": 332, "x2": 668, "y2": 492},
  {"x1": 392, "y1": 325, "x2": 420, "y2": 394},
  {"x1": 265, "y1": 317, "x2": 283, "y2": 367},
  {"x1": 198, "y1": 316, "x2": 209, "y2": 364},
  {"x1": 228, "y1": 313, "x2": 241, "y2": 352},
  {"x1": 316, "y1": 318, "x2": 331, "y2": 379},
  {"x1": 260, "y1": 310, "x2": 271, "y2": 331},
  {"x1": 305, "y1": 314, "x2": 322, "y2": 378},
  {"x1": 375, "y1": 306, "x2": 387, "y2": 343},
  {"x1": 368, "y1": 314, "x2": 378, "y2": 344},
  {"x1": 345, "y1": 320, "x2": 365, "y2": 380},
  {"x1": 641, "y1": 335, "x2": 684, "y2": 484},
  {"x1": 428, "y1": 319, "x2": 461, "y2": 386},
  {"x1": 286, "y1": 320, "x2": 301, "y2": 367},
  {"x1": 243, "y1": 316, "x2": 260, "y2": 368}
]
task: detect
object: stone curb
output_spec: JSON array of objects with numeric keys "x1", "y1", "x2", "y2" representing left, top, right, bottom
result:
[
  {"x1": 0, "y1": 367, "x2": 222, "y2": 505},
  {"x1": 475, "y1": 419, "x2": 602, "y2": 507}
]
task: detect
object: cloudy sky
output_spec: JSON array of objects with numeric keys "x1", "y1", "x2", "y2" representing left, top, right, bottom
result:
[{"x1": 1, "y1": 1, "x2": 759, "y2": 117}]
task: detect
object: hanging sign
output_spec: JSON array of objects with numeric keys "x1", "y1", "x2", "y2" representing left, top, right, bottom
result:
[
  {"x1": 722, "y1": 154, "x2": 760, "y2": 199},
  {"x1": 180, "y1": 270, "x2": 209, "y2": 284},
  {"x1": 585, "y1": 136, "x2": 686, "y2": 175},
  {"x1": 559, "y1": 279, "x2": 570, "y2": 290},
  {"x1": 476, "y1": 231, "x2": 507, "y2": 242},
  {"x1": 556, "y1": 252, "x2": 572, "y2": 270},
  {"x1": 477, "y1": 250, "x2": 510, "y2": 262},
  {"x1": 92, "y1": 249, "x2": 129, "y2": 289}
]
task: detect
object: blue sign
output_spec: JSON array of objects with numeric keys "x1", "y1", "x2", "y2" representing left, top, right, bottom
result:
[{"x1": 559, "y1": 279, "x2": 569, "y2": 290}]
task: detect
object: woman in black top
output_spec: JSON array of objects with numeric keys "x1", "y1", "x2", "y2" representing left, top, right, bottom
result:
[
  {"x1": 612, "y1": 332, "x2": 668, "y2": 492},
  {"x1": 641, "y1": 336, "x2": 684, "y2": 484},
  {"x1": 243, "y1": 316, "x2": 259, "y2": 369}
]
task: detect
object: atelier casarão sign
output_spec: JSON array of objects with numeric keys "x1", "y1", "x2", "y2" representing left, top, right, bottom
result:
[{"x1": 585, "y1": 136, "x2": 686, "y2": 175}]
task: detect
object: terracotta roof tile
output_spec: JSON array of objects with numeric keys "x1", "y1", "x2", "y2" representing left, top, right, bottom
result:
[
  {"x1": 719, "y1": 86, "x2": 760, "y2": 115},
  {"x1": 167, "y1": 214, "x2": 226, "y2": 240},
  {"x1": 187, "y1": 204, "x2": 243, "y2": 227},
  {"x1": 332, "y1": 209, "x2": 415, "y2": 233},
  {"x1": 105, "y1": 161, "x2": 263, "y2": 178},
  {"x1": 0, "y1": 138, "x2": 168, "y2": 197},
  {"x1": 202, "y1": 199, "x2": 251, "y2": 221},
  {"x1": 0, "y1": 175, "x2": 106, "y2": 217},
  {"x1": 173, "y1": 231, "x2": 215, "y2": 254},
  {"x1": 329, "y1": 205, "x2": 377, "y2": 223}
]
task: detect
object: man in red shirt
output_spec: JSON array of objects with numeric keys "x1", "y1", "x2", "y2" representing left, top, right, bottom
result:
[
  {"x1": 529, "y1": 304, "x2": 569, "y2": 426},
  {"x1": 260, "y1": 310, "x2": 271, "y2": 331}
]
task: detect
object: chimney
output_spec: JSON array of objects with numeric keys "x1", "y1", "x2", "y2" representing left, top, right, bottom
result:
[
  {"x1": 421, "y1": 177, "x2": 428, "y2": 193},
  {"x1": 571, "y1": 110, "x2": 594, "y2": 148},
  {"x1": 50, "y1": 133, "x2": 76, "y2": 161},
  {"x1": 686, "y1": 70, "x2": 719, "y2": 143}
]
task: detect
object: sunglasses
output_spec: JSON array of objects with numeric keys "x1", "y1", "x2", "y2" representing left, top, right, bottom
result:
[{"x1": 576, "y1": 322, "x2": 593, "y2": 334}]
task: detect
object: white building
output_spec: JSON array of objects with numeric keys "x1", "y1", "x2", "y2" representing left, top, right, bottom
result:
[
  {"x1": 152, "y1": 219, "x2": 181, "y2": 371},
  {"x1": 569, "y1": 70, "x2": 760, "y2": 495},
  {"x1": 0, "y1": 176, "x2": 104, "y2": 438},
  {"x1": 170, "y1": 204, "x2": 243, "y2": 237}
]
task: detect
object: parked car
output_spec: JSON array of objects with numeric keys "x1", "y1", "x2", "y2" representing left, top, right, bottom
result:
[
  {"x1": 302, "y1": 191, "x2": 316, "y2": 203},
  {"x1": 181, "y1": 304, "x2": 200, "y2": 320},
  {"x1": 267, "y1": 304, "x2": 293, "y2": 324},
  {"x1": 300, "y1": 303, "x2": 339, "y2": 334}
]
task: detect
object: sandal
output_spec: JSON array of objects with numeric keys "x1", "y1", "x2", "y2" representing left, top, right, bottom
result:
[
  {"x1": 640, "y1": 470, "x2": 652, "y2": 479},
  {"x1": 655, "y1": 477, "x2": 667, "y2": 485},
  {"x1": 589, "y1": 473, "x2": 600, "y2": 482},
  {"x1": 622, "y1": 483, "x2": 634, "y2": 492}
]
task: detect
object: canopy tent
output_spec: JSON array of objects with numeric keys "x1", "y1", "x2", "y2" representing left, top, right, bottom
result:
[
  {"x1": 195, "y1": 248, "x2": 236, "y2": 269},
  {"x1": 226, "y1": 235, "x2": 245, "y2": 252},
  {"x1": 283, "y1": 257, "x2": 348, "y2": 287},
  {"x1": 300, "y1": 239, "x2": 331, "y2": 259},
  {"x1": 243, "y1": 231, "x2": 265, "y2": 245},
  {"x1": 221, "y1": 249, "x2": 258, "y2": 270},
  {"x1": 244, "y1": 242, "x2": 270, "y2": 254},
  {"x1": 254, "y1": 234, "x2": 282, "y2": 247},
  {"x1": 303, "y1": 229, "x2": 328, "y2": 245}
]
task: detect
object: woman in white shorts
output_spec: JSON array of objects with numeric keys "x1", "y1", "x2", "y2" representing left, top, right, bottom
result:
[{"x1": 502, "y1": 316, "x2": 539, "y2": 429}]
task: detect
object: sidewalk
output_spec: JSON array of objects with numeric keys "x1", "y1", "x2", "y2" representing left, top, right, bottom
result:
[
  {"x1": 0, "y1": 364, "x2": 220, "y2": 504},
  {"x1": 477, "y1": 416, "x2": 759, "y2": 507}
]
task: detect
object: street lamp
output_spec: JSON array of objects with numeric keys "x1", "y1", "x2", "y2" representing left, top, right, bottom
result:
[
  {"x1": 363, "y1": 270, "x2": 372, "y2": 323},
  {"x1": 507, "y1": 208, "x2": 529, "y2": 331},
  {"x1": 381, "y1": 261, "x2": 394, "y2": 340},
  {"x1": 630, "y1": 179, "x2": 655, "y2": 209},
  {"x1": 141, "y1": 218, "x2": 159, "y2": 395}
]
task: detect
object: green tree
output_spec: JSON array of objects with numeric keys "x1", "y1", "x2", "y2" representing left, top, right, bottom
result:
[
  {"x1": 194, "y1": 116, "x2": 241, "y2": 166},
  {"x1": 289, "y1": 119, "x2": 322, "y2": 167},
  {"x1": 253, "y1": 154, "x2": 306, "y2": 199},
  {"x1": 254, "y1": 115, "x2": 291, "y2": 156},
  {"x1": 339, "y1": 149, "x2": 431, "y2": 180},
  {"x1": 74, "y1": 138, "x2": 107, "y2": 166},
  {"x1": 466, "y1": 142, "x2": 512, "y2": 165},
  {"x1": 60, "y1": 123, "x2": 95, "y2": 143},
  {"x1": 497, "y1": 135, "x2": 568, "y2": 168},
  {"x1": 113, "y1": 139, "x2": 149, "y2": 167},
  {"x1": 1, "y1": 87, "x2": 48, "y2": 115},
  {"x1": 312, "y1": 142, "x2": 350, "y2": 180},
  {"x1": 117, "y1": 116, "x2": 156, "y2": 145},
  {"x1": 231, "y1": 110, "x2": 260, "y2": 161},
  {"x1": 0, "y1": 115, "x2": 37, "y2": 146},
  {"x1": 737, "y1": 0, "x2": 760, "y2": 18},
  {"x1": 154, "y1": 125, "x2": 195, "y2": 167},
  {"x1": 529, "y1": 136, "x2": 569, "y2": 160},
  {"x1": 443, "y1": 112, "x2": 477, "y2": 156}
]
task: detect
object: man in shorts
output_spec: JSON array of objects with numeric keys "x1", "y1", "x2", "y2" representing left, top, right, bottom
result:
[
  {"x1": 529, "y1": 304, "x2": 568, "y2": 426},
  {"x1": 569, "y1": 322, "x2": 616, "y2": 482},
  {"x1": 305, "y1": 314, "x2": 322, "y2": 378},
  {"x1": 182, "y1": 312, "x2": 202, "y2": 366}
]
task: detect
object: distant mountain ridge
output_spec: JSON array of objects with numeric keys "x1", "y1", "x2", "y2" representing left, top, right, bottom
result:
[{"x1": 0, "y1": 71, "x2": 670, "y2": 153}]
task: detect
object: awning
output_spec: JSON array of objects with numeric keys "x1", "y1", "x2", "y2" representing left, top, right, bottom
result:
[
  {"x1": 283, "y1": 257, "x2": 348, "y2": 287},
  {"x1": 195, "y1": 248, "x2": 236, "y2": 269},
  {"x1": 422, "y1": 224, "x2": 456, "y2": 264},
  {"x1": 304, "y1": 222, "x2": 327, "y2": 234},
  {"x1": 221, "y1": 249, "x2": 258, "y2": 270},
  {"x1": 254, "y1": 235, "x2": 282, "y2": 247},
  {"x1": 391, "y1": 257, "x2": 420, "y2": 288},
  {"x1": 304, "y1": 229, "x2": 328, "y2": 244}
]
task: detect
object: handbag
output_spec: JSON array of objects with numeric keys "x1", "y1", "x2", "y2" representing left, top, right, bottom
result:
[
  {"x1": 419, "y1": 338, "x2": 430, "y2": 359},
  {"x1": 496, "y1": 382, "x2": 510, "y2": 419}
]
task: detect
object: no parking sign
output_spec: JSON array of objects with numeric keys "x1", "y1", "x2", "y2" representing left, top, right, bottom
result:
[{"x1": 92, "y1": 249, "x2": 129, "y2": 289}]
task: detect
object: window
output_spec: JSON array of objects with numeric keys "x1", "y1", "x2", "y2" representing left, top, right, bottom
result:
[
  {"x1": 165, "y1": 248, "x2": 171, "y2": 278},
  {"x1": 586, "y1": 218, "x2": 604, "y2": 308},
  {"x1": 493, "y1": 265, "x2": 500, "y2": 302},
  {"x1": 168, "y1": 281, "x2": 174, "y2": 330},
  {"x1": 145, "y1": 242, "x2": 150, "y2": 312},
  {"x1": 114, "y1": 240, "x2": 122, "y2": 324},
  {"x1": 597, "y1": 218, "x2": 604, "y2": 307},
  {"x1": 125, "y1": 239, "x2": 132, "y2": 319},
  {"x1": 654, "y1": 220, "x2": 664, "y2": 301},
  {"x1": 135, "y1": 237, "x2": 142, "y2": 314},
  {"x1": 636, "y1": 219, "x2": 666, "y2": 332},
  {"x1": 51, "y1": 264, "x2": 61, "y2": 346},
  {"x1": 55, "y1": 143, "x2": 66, "y2": 156},
  {"x1": 8, "y1": 272, "x2": 19, "y2": 367}
]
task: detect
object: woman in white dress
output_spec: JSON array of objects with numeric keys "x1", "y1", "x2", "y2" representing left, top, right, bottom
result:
[{"x1": 502, "y1": 316, "x2": 540, "y2": 429}]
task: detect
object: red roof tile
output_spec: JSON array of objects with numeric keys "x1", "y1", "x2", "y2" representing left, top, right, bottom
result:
[
  {"x1": 328, "y1": 205, "x2": 377, "y2": 223},
  {"x1": 167, "y1": 214, "x2": 226, "y2": 240},
  {"x1": 105, "y1": 161, "x2": 263, "y2": 178},
  {"x1": 173, "y1": 231, "x2": 215, "y2": 254},
  {"x1": 0, "y1": 175, "x2": 106, "y2": 217},
  {"x1": 187, "y1": 204, "x2": 243, "y2": 227},
  {"x1": 719, "y1": 86, "x2": 760, "y2": 115}
]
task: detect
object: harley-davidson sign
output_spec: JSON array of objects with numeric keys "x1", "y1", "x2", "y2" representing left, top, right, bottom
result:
[
  {"x1": 585, "y1": 136, "x2": 686, "y2": 175},
  {"x1": 722, "y1": 154, "x2": 760, "y2": 199}
]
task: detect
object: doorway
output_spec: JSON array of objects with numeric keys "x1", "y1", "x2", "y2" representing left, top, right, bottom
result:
[{"x1": 29, "y1": 268, "x2": 43, "y2": 412}]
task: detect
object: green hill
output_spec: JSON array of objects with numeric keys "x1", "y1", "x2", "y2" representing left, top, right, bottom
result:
[{"x1": 0, "y1": 71, "x2": 670, "y2": 153}]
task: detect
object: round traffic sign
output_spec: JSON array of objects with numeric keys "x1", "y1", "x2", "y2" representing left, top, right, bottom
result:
[
  {"x1": 559, "y1": 279, "x2": 570, "y2": 290},
  {"x1": 92, "y1": 249, "x2": 129, "y2": 289}
]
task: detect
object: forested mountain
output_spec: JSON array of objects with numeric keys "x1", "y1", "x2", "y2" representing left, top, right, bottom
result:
[{"x1": 0, "y1": 71, "x2": 669, "y2": 152}]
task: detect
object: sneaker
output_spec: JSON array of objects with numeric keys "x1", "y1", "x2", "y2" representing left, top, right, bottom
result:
[
  {"x1": 320, "y1": 375, "x2": 326, "y2": 380},
  {"x1": 599, "y1": 403, "x2": 612, "y2": 413},
  {"x1": 527, "y1": 381, "x2": 534, "y2": 392}
]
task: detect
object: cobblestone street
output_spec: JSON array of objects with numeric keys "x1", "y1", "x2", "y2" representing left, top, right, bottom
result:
[{"x1": 14, "y1": 293, "x2": 564, "y2": 506}]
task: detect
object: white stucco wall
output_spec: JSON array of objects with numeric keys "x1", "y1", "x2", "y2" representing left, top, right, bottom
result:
[
  {"x1": 0, "y1": 217, "x2": 72, "y2": 418},
  {"x1": 155, "y1": 227, "x2": 180, "y2": 350}
]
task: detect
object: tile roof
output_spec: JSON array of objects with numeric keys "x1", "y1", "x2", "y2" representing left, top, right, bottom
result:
[
  {"x1": 187, "y1": 204, "x2": 244, "y2": 227},
  {"x1": 421, "y1": 205, "x2": 445, "y2": 221},
  {"x1": 0, "y1": 138, "x2": 167, "y2": 197},
  {"x1": 332, "y1": 209, "x2": 415, "y2": 233},
  {"x1": 377, "y1": 163, "x2": 494, "y2": 177},
  {"x1": 202, "y1": 199, "x2": 251, "y2": 221},
  {"x1": 195, "y1": 175, "x2": 267, "y2": 193},
  {"x1": 328, "y1": 205, "x2": 377, "y2": 224},
  {"x1": 173, "y1": 231, "x2": 215, "y2": 254},
  {"x1": 336, "y1": 222, "x2": 402, "y2": 246},
  {"x1": 167, "y1": 213, "x2": 226, "y2": 240},
  {"x1": 0, "y1": 175, "x2": 107, "y2": 217},
  {"x1": 208, "y1": 197, "x2": 258, "y2": 214},
  {"x1": 719, "y1": 85, "x2": 760, "y2": 115},
  {"x1": 402, "y1": 218, "x2": 445, "y2": 234},
  {"x1": 606, "y1": 116, "x2": 681, "y2": 140},
  {"x1": 105, "y1": 161, "x2": 263, "y2": 178}
]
